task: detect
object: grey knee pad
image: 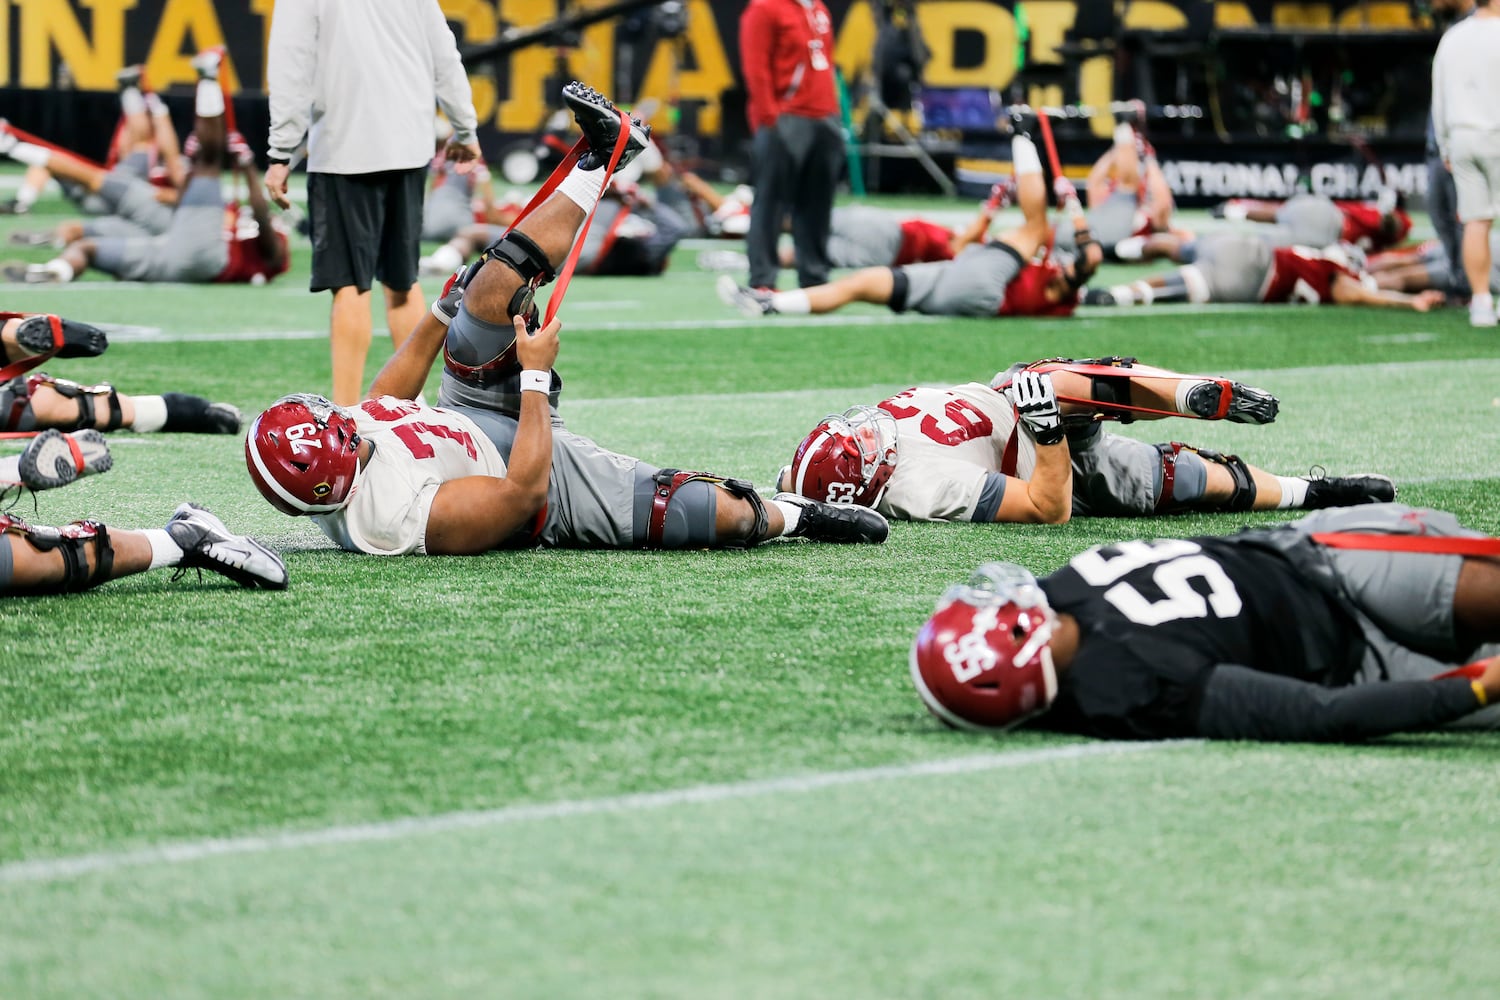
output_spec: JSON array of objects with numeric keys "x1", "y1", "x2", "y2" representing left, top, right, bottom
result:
[{"x1": 632, "y1": 471, "x2": 720, "y2": 548}]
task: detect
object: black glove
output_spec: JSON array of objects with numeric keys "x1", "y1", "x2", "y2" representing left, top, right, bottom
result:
[{"x1": 1007, "y1": 371, "x2": 1064, "y2": 445}]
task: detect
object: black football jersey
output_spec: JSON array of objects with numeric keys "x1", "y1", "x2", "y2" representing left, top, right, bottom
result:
[{"x1": 1036, "y1": 534, "x2": 1365, "y2": 739}]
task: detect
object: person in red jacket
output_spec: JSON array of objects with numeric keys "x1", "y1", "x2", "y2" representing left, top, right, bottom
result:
[{"x1": 739, "y1": 0, "x2": 845, "y2": 291}]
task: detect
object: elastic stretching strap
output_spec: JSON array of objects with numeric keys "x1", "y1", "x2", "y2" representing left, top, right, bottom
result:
[
  {"x1": 1310, "y1": 533, "x2": 1500, "y2": 557},
  {"x1": 492, "y1": 113, "x2": 634, "y2": 327}
]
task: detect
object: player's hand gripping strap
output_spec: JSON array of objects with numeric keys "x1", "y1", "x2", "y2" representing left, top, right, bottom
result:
[
  {"x1": 6, "y1": 374, "x2": 123, "y2": 432},
  {"x1": 647, "y1": 469, "x2": 767, "y2": 549},
  {"x1": 1155, "y1": 443, "x2": 1256, "y2": 513},
  {"x1": 1, "y1": 514, "x2": 113, "y2": 591}
]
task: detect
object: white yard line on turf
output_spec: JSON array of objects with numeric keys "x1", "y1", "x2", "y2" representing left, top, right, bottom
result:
[{"x1": 0, "y1": 741, "x2": 1186, "y2": 885}]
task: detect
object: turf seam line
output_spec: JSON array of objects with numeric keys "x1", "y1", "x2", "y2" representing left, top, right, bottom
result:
[{"x1": 0, "y1": 741, "x2": 1188, "y2": 885}]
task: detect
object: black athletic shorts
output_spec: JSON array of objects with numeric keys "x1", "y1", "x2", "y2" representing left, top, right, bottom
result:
[{"x1": 308, "y1": 167, "x2": 426, "y2": 293}]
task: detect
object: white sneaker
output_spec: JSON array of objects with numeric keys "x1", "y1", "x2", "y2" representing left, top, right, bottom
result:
[
  {"x1": 166, "y1": 502, "x2": 288, "y2": 589},
  {"x1": 1470, "y1": 300, "x2": 1498, "y2": 328},
  {"x1": 18, "y1": 429, "x2": 112, "y2": 490}
]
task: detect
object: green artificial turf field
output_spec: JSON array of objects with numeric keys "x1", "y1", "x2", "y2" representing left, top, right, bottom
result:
[{"x1": 1, "y1": 181, "x2": 1498, "y2": 999}]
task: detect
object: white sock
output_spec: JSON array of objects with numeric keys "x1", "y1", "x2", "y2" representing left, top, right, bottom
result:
[
  {"x1": 1114, "y1": 122, "x2": 1135, "y2": 147},
  {"x1": 196, "y1": 79, "x2": 225, "y2": 118},
  {"x1": 144, "y1": 528, "x2": 184, "y2": 569},
  {"x1": 1130, "y1": 280, "x2": 1155, "y2": 304},
  {"x1": 13, "y1": 182, "x2": 39, "y2": 210},
  {"x1": 771, "y1": 498, "x2": 803, "y2": 537},
  {"x1": 1181, "y1": 265, "x2": 1211, "y2": 304},
  {"x1": 145, "y1": 92, "x2": 169, "y2": 119},
  {"x1": 428, "y1": 243, "x2": 463, "y2": 273},
  {"x1": 1011, "y1": 135, "x2": 1042, "y2": 176},
  {"x1": 1222, "y1": 202, "x2": 1249, "y2": 222},
  {"x1": 1275, "y1": 476, "x2": 1310, "y2": 509},
  {"x1": 130, "y1": 395, "x2": 168, "y2": 432},
  {"x1": 557, "y1": 164, "x2": 606, "y2": 212},
  {"x1": 1174, "y1": 379, "x2": 1211, "y2": 414},
  {"x1": 1114, "y1": 235, "x2": 1146, "y2": 261},
  {"x1": 43, "y1": 258, "x2": 75, "y2": 282},
  {"x1": 10, "y1": 142, "x2": 51, "y2": 168},
  {"x1": 119, "y1": 88, "x2": 146, "y2": 116},
  {"x1": 770, "y1": 289, "x2": 811, "y2": 314},
  {"x1": 1471, "y1": 292, "x2": 1494, "y2": 312}
]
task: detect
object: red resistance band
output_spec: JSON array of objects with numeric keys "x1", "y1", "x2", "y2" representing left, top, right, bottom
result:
[
  {"x1": 495, "y1": 108, "x2": 633, "y2": 327},
  {"x1": 1019, "y1": 358, "x2": 1239, "y2": 422}
]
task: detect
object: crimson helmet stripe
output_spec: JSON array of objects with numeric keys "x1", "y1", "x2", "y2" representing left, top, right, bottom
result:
[
  {"x1": 246, "y1": 411, "x2": 352, "y2": 515},
  {"x1": 792, "y1": 428, "x2": 835, "y2": 500}
]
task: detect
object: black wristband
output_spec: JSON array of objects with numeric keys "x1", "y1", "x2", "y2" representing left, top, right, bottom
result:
[{"x1": 267, "y1": 153, "x2": 291, "y2": 165}]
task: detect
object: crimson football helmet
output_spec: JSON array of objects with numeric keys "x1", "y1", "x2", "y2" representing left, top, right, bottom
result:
[
  {"x1": 787, "y1": 405, "x2": 898, "y2": 507},
  {"x1": 910, "y1": 563, "x2": 1059, "y2": 732},
  {"x1": 245, "y1": 393, "x2": 365, "y2": 515}
]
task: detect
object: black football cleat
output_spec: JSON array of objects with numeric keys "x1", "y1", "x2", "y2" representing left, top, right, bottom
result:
[
  {"x1": 562, "y1": 81, "x2": 650, "y2": 172},
  {"x1": 17, "y1": 429, "x2": 112, "y2": 490},
  {"x1": 775, "y1": 492, "x2": 889, "y2": 544},
  {"x1": 161, "y1": 393, "x2": 241, "y2": 434},
  {"x1": 13, "y1": 314, "x2": 109, "y2": 360},
  {"x1": 1186, "y1": 379, "x2": 1279, "y2": 425},
  {"x1": 1301, "y1": 471, "x2": 1397, "y2": 510}
]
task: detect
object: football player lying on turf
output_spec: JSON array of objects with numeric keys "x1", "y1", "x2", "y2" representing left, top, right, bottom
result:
[
  {"x1": 718, "y1": 133, "x2": 1101, "y2": 320},
  {"x1": 911, "y1": 504, "x2": 1500, "y2": 741},
  {"x1": 0, "y1": 503, "x2": 286, "y2": 596},
  {"x1": 779, "y1": 359, "x2": 1394, "y2": 524},
  {"x1": 0, "y1": 64, "x2": 185, "y2": 218},
  {"x1": 245, "y1": 82, "x2": 887, "y2": 556},
  {"x1": 1215, "y1": 190, "x2": 1413, "y2": 254},
  {"x1": 3, "y1": 51, "x2": 289, "y2": 287},
  {"x1": 719, "y1": 187, "x2": 1008, "y2": 274},
  {"x1": 1050, "y1": 109, "x2": 1192, "y2": 264},
  {"x1": 0, "y1": 311, "x2": 241, "y2": 447},
  {"x1": 1084, "y1": 232, "x2": 1445, "y2": 311}
]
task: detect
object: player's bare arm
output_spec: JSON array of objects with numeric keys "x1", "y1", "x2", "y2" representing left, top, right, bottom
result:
[
  {"x1": 1330, "y1": 273, "x2": 1445, "y2": 311},
  {"x1": 423, "y1": 316, "x2": 560, "y2": 555},
  {"x1": 994, "y1": 371, "x2": 1072, "y2": 524}
]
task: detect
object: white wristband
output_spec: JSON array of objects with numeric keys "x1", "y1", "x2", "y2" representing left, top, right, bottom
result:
[{"x1": 520, "y1": 370, "x2": 551, "y2": 394}]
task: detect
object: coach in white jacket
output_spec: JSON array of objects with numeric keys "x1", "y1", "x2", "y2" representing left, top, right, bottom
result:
[
  {"x1": 264, "y1": 0, "x2": 480, "y2": 404},
  {"x1": 1432, "y1": 0, "x2": 1500, "y2": 327}
]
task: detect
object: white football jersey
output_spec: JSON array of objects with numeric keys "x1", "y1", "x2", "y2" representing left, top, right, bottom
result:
[
  {"x1": 877, "y1": 382, "x2": 1033, "y2": 522},
  {"x1": 313, "y1": 396, "x2": 507, "y2": 555}
]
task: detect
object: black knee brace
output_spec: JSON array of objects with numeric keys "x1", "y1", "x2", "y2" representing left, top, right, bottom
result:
[
  {"x1": 27, "y1": 373, "x2": 122, "y2": 431},
  {"x1": 470, "y1": 230, "x2": 556, "y2": 332},
  {"x1": 887, "y1": 267, "x2": 910, "y2": 313},
  {"x1": 1157, "y1": 442, "x2": 1256, "y2": 513},
  {"x1": 12, "y1": 517, "x2": 113, "y2": 591},
  {"x1": 647, "y1": 469, "x2": 767, "y2": 549}
]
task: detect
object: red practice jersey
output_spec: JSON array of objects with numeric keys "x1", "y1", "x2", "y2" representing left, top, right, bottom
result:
[
  {"x1": 1336, "y1": 201, "x2": 1413, "y2": 251},
  {"x1": 894, "y1": 219, "x2": 956, "y2": 266},
  {"x1": 999, "y1": 261, "x2": 1078, "y2": 318},
  {"x1": 216, "y1": 226, "x2": 291, "y2": 284},
  {"x1": 739, "y1": 0, "x2": 839, "y2": 130},
  {"x1": 1261, "y1": 246, "x2": 1359, "y2": 304}
]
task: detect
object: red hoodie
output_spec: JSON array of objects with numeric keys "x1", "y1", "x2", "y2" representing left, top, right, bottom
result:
[{"x1": 739, "y1": 0, "x2": 839, "y2": 131}]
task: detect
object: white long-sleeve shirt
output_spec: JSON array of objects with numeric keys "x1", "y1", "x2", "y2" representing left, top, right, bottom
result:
[
  {"x1": 266, "y1": 0, "x2": 478, "y2": 175},
  {"x1": 1432, "y1": 11, "x2": 1500, "y2": 160}
]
